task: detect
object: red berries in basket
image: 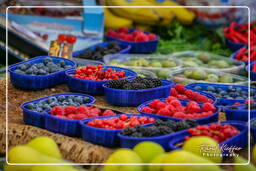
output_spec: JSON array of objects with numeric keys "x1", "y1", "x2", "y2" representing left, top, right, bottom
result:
[
  {"x1": 51, "y1": 105, "x2": 116, "y2": 120},
  {"x1": 170, "y1": 84, "x2": 213, "y2": 103},
  {"x1": 106, "y1": 28, "x2": 157, "y2": 42},
  {"x1": 186, "y1": 123, "x2": 240, "y2": 143},
  {"x1": 141, "y1": 98, "x2": 216, "y2": 119},
  {"x1": 73, "y1": 65, "x2": 126, "y2": 81},
  {"x1": 87, "y1": 114, "x2": 155, "y2": 129}
]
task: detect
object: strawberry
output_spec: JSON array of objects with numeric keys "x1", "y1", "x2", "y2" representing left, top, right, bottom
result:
[
  {"x1": 157, "y1": 107, "x2": 171, "y2": 116},
  {"x1": 170, "y1": 88, "x2": 178, "y2": 96},
  {"x1": 106, "y1": 30, "x2": 116, "y2": 37},
  {"x1": 174, "y1": 84, "x2": 186, "y2": 94},
  {"x1": 124, "y1": 34, "x2": 134, "y2": 42},
  {"x1": 202, "y1": 103, "x2": 216, "y2": 112},
  {"x1": 51, "y1": 106, "x2": 63, "y2": 115},
  {"x1": 148, "y1": 33, "x2": 157, "y2": 41},
  {"x1": 156, "y1": 101, "x2": 167, "y2": 110},
  {"x1": 173, "y1": 112, "x2": 186, "y2": 119},
  {"x1": 118, "y1": 27, "x2": 129, "y2": 33},
  {"x1": 72, "y1": 114, "x2": 87, "y2": 120},
  {"x1": 186, "y1": 101, "x2": 201, "y2": 113},
  {"x1": 169, "y1": 100, "x2": 182, "y2": 107},
  {"x1": 149, "y1": 99, "x2": 161, "y2": 109},
  {"x1": 64, "y1": 106, "x2": 76, "y2": 115},
  {"x1": 141, "y1": 106, "x2": 155, "y2": 114},
  {"x1": 135, "y1": 33, "x2": 149, "y2": 42},
  {"x1": 166, "y1": 96, "x2": 177, "y2": 103},
  {"x1": 76, "y1": 106, "x2": 89, "y2": 114}
]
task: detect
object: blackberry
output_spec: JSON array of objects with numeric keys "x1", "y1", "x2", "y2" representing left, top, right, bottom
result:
[
  {"x1": 175, "y1": 120, "x2": 191, "y2": 131},
  {"x1": 158, "y1": 126, "x2": 173, "y2": 135},
  {"x1": 147, "y1": 78, "x2": 162, "y2": 87},
  {"x1": 122, "y1": 83, "x2": 134, "y2": 90},
  {"x1": 131, "y1": 83, "x2": 147, "y2": 90},
  {"x1": 165, "y1": 120, "x2": 177, "y2": 130},
  {"x1": 131, "y1": 132, "x2": 143, "y2": 137},
  {"x1": 183, "y1": 119, "x2": 197, "y2": 127},
  {"x1": 153, "y1": 120, "x2": 165, "y2": 126},
  {"x1": 122, "y1": 127, "x2": 138, "y2": 136},
  {"x1": 107, "y1": 79, "x2": 129, "y2": 89}
]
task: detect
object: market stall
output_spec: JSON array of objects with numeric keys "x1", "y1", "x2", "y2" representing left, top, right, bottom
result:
[{"x1": 1, "y1": 0, "x2": 256, "y2": 171}]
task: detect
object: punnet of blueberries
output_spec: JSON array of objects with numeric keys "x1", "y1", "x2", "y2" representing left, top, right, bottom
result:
[
  {"x1": 121, "y1": 119, "x2": 197, "y2": 137},
  {"x1": 194, "y1": 85, "x2": 255, "y2": 100},
  {"x1": 14, "y1": 57, "x2": 72, "y2": 75},
  {"x1": 25, "y1": 95, "x2": 91, "y2": 113},
  {"x1": 77, "y1": 41, "x2": 122, "y2": 60},
  {"x1": 107, "y1": 76, "x2": 162, "y2": 90}
]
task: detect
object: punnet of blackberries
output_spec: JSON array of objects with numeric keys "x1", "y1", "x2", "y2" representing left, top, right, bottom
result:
[
  {"x1": 121, "y1": 119, "x2": 197, "y2": 137},
  {"x1": 25, "y1": 95, "x2": 91, "y2": 113},
  {"x1": 107, "y1": 76, "x2": 162, "y2": 90},
  {"x1": 76, "y1": 41, "x2": 122, "y2": 60},
  {"x1": 14, "y1": 57, "x2": 72, "y2": 75}
]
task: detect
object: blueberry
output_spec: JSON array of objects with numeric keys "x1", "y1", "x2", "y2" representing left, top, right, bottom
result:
[
  {"x1": 206, "y1": 86, "x2": 215, "y2": 92},
  {"x1": 24, "y1": 63, "x2": 31, "y2": 68},
  {"x1": 57, "y1": 95, "x2": 66, "y2": 102},
  {"x1": 17, "y1": 64, "x2": 27, "y2": 71},
  {"x1": 25, "y1": 103, "x2": 34, "y2": 109},
  {"x1": 43, "y1": 104, "x2": 51, "y2": 110},
  {"x1": 74, "y1": 96, "x2": 83, "y2": 104},
  {"x1": 68, "y1": 95, "x2": 75, "y2": 100},
  {"x1": 49, "y1": 102, "x2": 57, "y2": 107},
  {"x1": 62, "y1": 101, "x2": 69, "y2": 106},
  {"x1": 24, "y1": 68, "x2": 33, "y2": 75},
  {"x1": 59, "y1": 60, "x2": 66, "y2": 67},
  {"x1": 68, "y1": 98, "x2": 74, "y2": 104},
  {"x1": 236, "y1": 88, "x2": 242, "y2": 92},
  {"x1": 44, "y1": 57, "x2": 52, "y2": 64},
  {"x1": 217, "y1": 88, "x2": 222, "y2": 93},
  {"x1": 65, "y1": 65, "x2": 72, "y2": 69},
  {"x1": 48, "y1": 97, "x2": 57, "y2": 103},
  {"x1": 38, "y1": 69, "x2": 47, "y2": 75},
  {"x1": 35, "y1": 107, "x2": 43, "y2": 112},
  {"x1": 14, "y1": 69, "x2": 25, "y2": 74},
  {"x1": 83, "y1": 97, "x2": 90, "y2": 103},
  {"x1": 194, "y1": 86, "x2": 201, "y2": 90}
]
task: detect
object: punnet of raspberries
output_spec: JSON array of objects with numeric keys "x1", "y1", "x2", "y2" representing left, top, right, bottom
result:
[
  {"x1": 170, "y1": 84, "x2": 213, "y2": 103},
  {"x1": 72, "y1": 65, "x2": 127, "y2": 81},
  {"x1": 86, "y1": 114, "x2": 155, "y2": 129},
  {"x1": 141, "y1": 97, "x2": 216, "y2": 119},
  {"x1": 106, "y1": 28, "x2": 157, "y2": 42},
  {"x1": 185, "y1": 123, "x2": 240, "y2": 143},
  {"x1": 51, "y1": 105, "x2": 116, "y2": 120}
]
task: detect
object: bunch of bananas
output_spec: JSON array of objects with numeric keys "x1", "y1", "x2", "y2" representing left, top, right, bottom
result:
[{"x1": 103, "y1": 0, "x2": 195, "y2": 30}]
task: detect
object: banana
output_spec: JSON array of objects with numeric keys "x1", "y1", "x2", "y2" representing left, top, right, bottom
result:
[
  {"x1": 104, "y1": 8, "x2": 133, "y2": 29},
  {"x1": 147, "y1": 0, "x2": 195, "y2": 25},
  {"x1": 106, "y1": 0, "x2": 163, "y2": 25}
]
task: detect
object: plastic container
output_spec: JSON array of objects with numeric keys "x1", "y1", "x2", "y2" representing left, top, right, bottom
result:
[
  {"x1": 106, "y1": 29, "x2": 159, "y2": 53},
  {"x1": 138, "y1": 98, "x2": 220, "y2": 125},
  {"x1": 79, "y1": 114, "x2": 158, "y2": 147},
  {"x1": 185, "y1": 83, "x2": 256, "y2": 106},
  {"x1": 170, "y1": 51, "x2": 245, "y2": 74},
  {"x1": 168, "y1": 121, "x2": 248, "y2": 155},
  {"x1": 71, "y1": 58, "x2": 104, "y2": 67},
  {"x1": 8, "y1": 56, "x2": 76, "y2": 90},
  {"x1": 224, "y1": 104, "x2": 256, "y2": 121},
  {"x1": 168, "y1": 67, "x2": 248, "y2": 85},
  {"x1": 65, "y1": 66, "x2": 137, "y2": 95},
  {"x1": 104, "y1": 54, "x2": 181, "y2": 79},
  {"x1": 72, "y1": 41, "x2": 131, "y2": 62},
  {"x1": 118, "y1": 127, "x2": 187, "y2": 151},
  {"x1": 45, "y1": 107, "x2": 123, "y2": 137},
  {"x1": 21, "y1": 93, "x2": 96, "y2": 129},
  {"x1": 250, "y1": 118, "x2": 256, "y2": 142},
  {"x1": 246, "y1": 61, "x2": 256, "y2": 81},
  {"x1": 226, "y1": 38, "x2": 246, "y2": 52},
  {"x1": 103, "y1": 79, "x2": 174, "y2": 107}
]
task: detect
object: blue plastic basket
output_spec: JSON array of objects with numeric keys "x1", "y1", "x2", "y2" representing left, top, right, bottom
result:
[
  {"x1": 106, "y1": 29, "x2": 160, "y2": 54},
  {"x1": 186, "y1": 83, "x2": 256, "y2": 106},
  {"x1": 226, "y1": 38, "x2": 246, "y2": 52},
  {"x1": 138, "y1": 98, "x2": 220, "y2": 125},
  {"x1": 20, "y1": 93, "x2": 96, "y2": 128},
  {"x1": 65, "y1": 66, "x2": 137, "y2": 95},
  {"x1": 224, "y1": 104, "x2": 256, "y2": 121},
  {"x1": 118, "y1": 126, "x2": 188, "y2": 151},
  {"x1": 250, "y1": 118, "x2": 256, "y2": 142},
  {"x1": 45, "y1": 107, "x2": 123, "y2": 137},
  {"x1": 103, "y1": 79, "x2": 174, "y2": 107},
  {"x1": 8, "y1": 56, "x2": 76, "y2": 90},
  {"x1": 72, "y1": 41, "x2": 131, "y2": 62},
  {"x1": 246, "y1": 61, "x2": 256, "y2": 81},
  {"x1": 168, "y1": 121, "x2": 248, "y2": 155},
  {"x1": 79, "y1": 114, "x2": 158, "y2": 147}
]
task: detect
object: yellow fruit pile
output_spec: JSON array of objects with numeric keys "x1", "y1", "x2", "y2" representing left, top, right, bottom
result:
[
  {"x1": 5, "y1": 136, "x2": 83, "y2": 171},
  {"x1": 103, "y1": 0, "x2": 195, "y2": 30}
]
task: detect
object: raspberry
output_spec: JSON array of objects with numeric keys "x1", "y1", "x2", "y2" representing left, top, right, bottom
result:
[
  {"x1": 51, "y1": 106, "x2": 63, "y2": 115},
  {"x1": 173, "y1": 112, "x2": 186, "y2": 119},
  {"x1": 141, "y1": 106, "x2": 155, "y2": 114},
  {"x1": 64, "y1": 106, "x2": 76, "y2": 115},
  {"x1": 76, "y1": 106, "x2": 89, "y2": 114},
  {"x1": 174, "y1": 84, "x2": 186, "y2": 94},
  {"x1": 72, "y1": 114, "x2": 87, "y2": 120},
  {"x1": 177, "y1": 94, "x2": 188, "y2": 100},
  {"x1": 118, "y1": 27, "x2": 129, "y2": 33},
  {"x1": 132, "y1": 30, "x2": 143, "y2": 37},
  {"x1": 202, "y1": 103, "x2": 216, "y2": 112},
  {"x1": 166, "y1": 105, "x2": 175, "y2": 114},
  {"x1": 156, "y1": 101, "x2": 167, "y2": 110},
  {"x1": 102, "y1": 110, "x2": 116, "y2": 116},
  {"x1": 120, "y1": 114, "x2": 128, "y2": 121},
  {"x1": 166, "y1": 96, "x2": 177, "y2": 103},
  {"x1": 148, "y1": 33, "x2": 157, "y2": 41},
  {"x1": 186, "y1": 101, "x2": 201, "y2": 113},
  {"x1": 117, "y1": 32, "x2": 127, "y2": 40},
  {"x1": 135, "y1": 33, "x2": 149, "y2": 42},
  {"x1": 124, "y1": 34, "x2": 133, "y2": 41},
  {"x1": 107, "y1": 30, "x2": 116, "y2": 37},
  {"x1": 157, "y1": 107, "x2": 171, "y2": 116},
  {"x1": 170, "y1": 88, "x2": 178, "y2": 96},
  {"x1": 184, "y1": 90, "x2": 194, "y2": 99},
  {"x1": 149, "y1": 99, "x2": 161, "y2": 109},
  {"x1": 169, "y1": 100, "x2": 182, "y2": 107}
]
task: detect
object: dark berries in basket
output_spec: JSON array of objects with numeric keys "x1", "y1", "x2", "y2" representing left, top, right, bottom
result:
[
  {"x1": 194, "y1": 85, "x2": 255, "y2": 100},
  {"x1": 121, "y1": 119, "x2": 197, "y2": 137},
  {"x1": 170, "y1": 84, "x2": 213, "y2": 103},
  {"x1": 107, "y1": 77, "x2": 162, "y2": 90},
  {"x1": 73, "y1": 65, "x2": 127, "y2": 81},
  {"x1": 51, "y1": 105, "x2": 116, "y2": 120},
  {"x1": 186, "y1": 123, "x2": 240, "y2": 143},
  {"x1": 77, "y1": 41, "x2": 121, "y2": 60},
  {"x1": 86, "y1": 114, "x2": 155, "y2": 129},
  {"x1": 14, "y1": 57, "x2": 71, "y2": 76},
  {"x1": 141, "y1": 98, "x2": 216, "y2": 119},
  {"x1": 25, "y1": 95, "x2": 91, "y2": 112}
]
